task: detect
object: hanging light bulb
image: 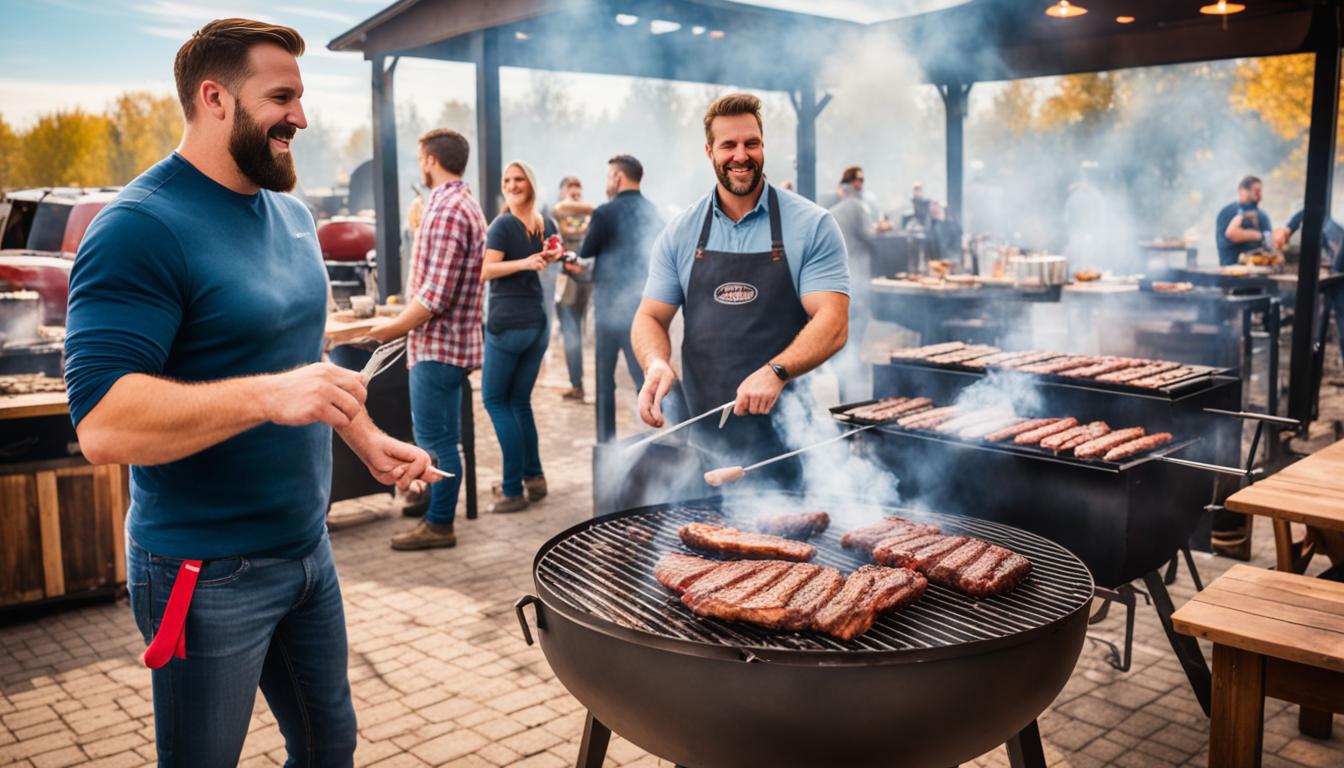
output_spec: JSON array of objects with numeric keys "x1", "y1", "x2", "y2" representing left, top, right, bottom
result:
[
  {"x1": 1115, "y1": 16, "x2": 1135, "y2": 24},
  {"x1": 1045, "y1": 1, "x2": 1088, "y2": 18},
  {"x1": 1199, "y1": 0, "x2": 1246, "y2": 14}
]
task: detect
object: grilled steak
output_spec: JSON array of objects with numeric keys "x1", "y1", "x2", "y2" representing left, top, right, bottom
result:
[
  {"x1": 1015, "y1": 355, "x2": 1097, "y2": 375},
  {"x1": 891, "y1": 341, "x2": 965, "y2": 359},
  {"x1": 1014, "y1": 417, "x2": 1079, "y2": 445},
  {"x1": 1060, "y1": 358, "x2": 1143, "y2": 378},
  {"x1": 1074, "y1": 427, "x2": 1146, "y2": 459},
  {"x1": 897, "y1": 406, "x2": 961, "y2": 428},
  {"x1": 736, "y1": 563, "x2": 844, "y2": 630},
  {"x1": 1095, "y1": 362, "x2": 1180, "y2": 383},
  {"x1": 871, "y1": 534, "x2": 1032, "y2": 597},
  {"x1": 1128, "y1": 368, "x2": 1198, "y2": 388},
  {"x1": 1040, "y1": 421, "x2": 1108, "y2": 451},
  {"x1": 986, "y1": 417, "x2": 1057, "y2": 442},
  {"x1": 840, "y1": 517, "x2": 940, "y2": 555},
  {"x1": 654, "y1": 552, "x2": 722, "y2": 593},
  {"x1": 811, "y1": 566, "x2": 928, "y2": 640},
  {"x1": 926, "y1": 345, "x2": 1000, "y2": 364},
  {"x1": 679, "y1": 522, "x2": 815, "y2": 561},
  {"x1": 1102, "y1": 432, "x2": 1172, "y2": 462},
  {"x1": 757, "y1": 511, "x2": 831, "y2": 539}
]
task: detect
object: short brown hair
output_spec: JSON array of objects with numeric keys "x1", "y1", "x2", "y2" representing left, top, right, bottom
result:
[
  {"x1": 608, "y1": 154, "x2": 643, "y2": 183},
  {"x1": 703, "y1": 93, "x2": 763, "y2": 144},
  {"x1": 420, "y1": 128, "x2": 470, "y2": 176},
  {"x1": 174, "y1": 18, "x2": 305, "y2": 120},
  {"x1": 1239, "y1": 175, "x2": 1262, "y2": 191},
  {"x1": 842, "y1": 166, "x2": 863, "y2": 184}
]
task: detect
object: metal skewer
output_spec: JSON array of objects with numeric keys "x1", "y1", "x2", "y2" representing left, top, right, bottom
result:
[
  {"x1": 427, "y1": 466, "x2": 455, "y2": 479},
  {"x1": 627, "y1": 400, "x2": 736, "y2": 451},
  {"x1": 704, "y1": 423, "x2": 878, "y2": 487}
]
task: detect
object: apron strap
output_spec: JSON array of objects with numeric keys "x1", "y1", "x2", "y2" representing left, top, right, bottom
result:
[
  {"x1": 767, "y1": 186, "x2": 784, "y2": 262},
  {"x1": 695, "y1": 189, "x2": 716, "y2": 260},
  {"x1": 141, "y1": 559, "x2": 204, "y2": 669}
]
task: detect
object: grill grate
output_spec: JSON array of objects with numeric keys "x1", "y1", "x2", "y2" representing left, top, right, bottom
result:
[{"x1": 536, "y1": 504, "x2": 1093, "y2": 655}]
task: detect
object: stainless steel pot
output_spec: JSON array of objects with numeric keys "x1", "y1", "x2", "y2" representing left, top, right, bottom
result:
[{"x1": 1008, "y1": 254, "x2": 1069, "y2": 286}]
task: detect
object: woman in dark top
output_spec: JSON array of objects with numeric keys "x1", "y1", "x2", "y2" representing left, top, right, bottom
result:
[{"x1": 481, "y1": 160, "x2": 561, "y2": 513}]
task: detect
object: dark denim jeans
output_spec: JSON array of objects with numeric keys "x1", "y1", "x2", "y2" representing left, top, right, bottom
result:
[
  {"x1": 410, "y1": 361, "x2": 466, "y2": 525},
  {"x1": 483, "y1": 325, "x2": 548, "y2": 496},
  {"x1": 594, "y1": 316, "x2": 643, "y2": 442},
  {"x1": 127, "y1": 532, "x2": 355, "y2": 767}
]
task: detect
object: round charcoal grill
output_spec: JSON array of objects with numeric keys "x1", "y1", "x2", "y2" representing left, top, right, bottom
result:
[{"x1": 516, "y1": 500, "x2": 1094, "y2": 768}]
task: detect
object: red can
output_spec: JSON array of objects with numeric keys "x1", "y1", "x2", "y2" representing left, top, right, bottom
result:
[{"x1": 545, "y1": 234, "x2": 562, "y2": 253}]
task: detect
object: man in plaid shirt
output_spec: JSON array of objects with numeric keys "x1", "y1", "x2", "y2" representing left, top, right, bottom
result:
[{"x1": 367, "y1": 128, "x2": 486, "y2": 550}]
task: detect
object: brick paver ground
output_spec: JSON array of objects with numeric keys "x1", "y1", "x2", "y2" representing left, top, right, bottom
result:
[{"x1": 2, "y1": 332, "x2": 1342, "y2": 767}]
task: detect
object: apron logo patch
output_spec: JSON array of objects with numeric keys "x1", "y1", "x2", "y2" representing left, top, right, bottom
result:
[{"x1": 713, "y1": 282, "x2": 758, "y2": 306}]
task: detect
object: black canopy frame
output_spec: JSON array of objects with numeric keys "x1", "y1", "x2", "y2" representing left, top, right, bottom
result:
[{"x1": 331, "y1": 0, "x2": 1341, "y2": 431}]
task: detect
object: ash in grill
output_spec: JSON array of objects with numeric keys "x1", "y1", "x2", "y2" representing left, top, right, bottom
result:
[{"x1": 535, "y1": 505, "x2": 1092, "y2": 655}]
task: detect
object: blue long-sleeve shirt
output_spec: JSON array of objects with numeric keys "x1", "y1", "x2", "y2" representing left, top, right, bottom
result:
[{"x1": 64, "y1": 153, "x2": 331, "y2": 559}]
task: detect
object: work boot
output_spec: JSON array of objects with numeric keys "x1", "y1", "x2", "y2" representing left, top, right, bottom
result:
[
  {"x1": 524, "y1": 475, "x2": 548, "y2": 501},
  {"x1": 390, "y1": 520, "x2": 456, "y2": 550},
  {"x1": 493, "y1": 477, "x2": 547, "y2": 502},
  {"x1": 562, "y1": 385, "x2": 585, "y2": 402},
  {"x1": 489, "y1": 495, "x2": 529, "y2": 514}
]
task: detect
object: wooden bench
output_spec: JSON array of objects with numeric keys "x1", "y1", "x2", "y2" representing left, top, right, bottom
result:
[{"x1": 1172, "y1": 565, "x2": 1344, "y2": 767}]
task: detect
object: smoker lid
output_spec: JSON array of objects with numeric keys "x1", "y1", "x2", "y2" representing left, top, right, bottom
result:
[{"x1": 532, "y1": 500, "x2": 1094, "y2": 665}]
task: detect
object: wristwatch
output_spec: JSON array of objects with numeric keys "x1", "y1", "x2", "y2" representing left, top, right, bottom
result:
[{"x1": 769, "y1": 362, "x2": 790, "y2": 381}]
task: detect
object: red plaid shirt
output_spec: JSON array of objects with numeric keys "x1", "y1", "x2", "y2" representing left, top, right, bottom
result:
[{"x1": 407, "y1": 180, "x2": 487, "y2": 368}]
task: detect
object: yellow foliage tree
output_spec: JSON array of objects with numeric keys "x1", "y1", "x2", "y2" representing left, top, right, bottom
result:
[
  {"x1": 0, "y1": 114, "x2": 19, "y2": 189},
  {"x1": 109, "y1": 92, "x2": 182, "y2": 183},
  {"x1": 1037, "y1": 72, "x2": 1117, "y2": 131},
  {"x1": 1231, "y1": 53, "x2": 1340, "y2": 181},
  {"x1": 17, "y1": 110, "x2": 115, "y2": 187}
]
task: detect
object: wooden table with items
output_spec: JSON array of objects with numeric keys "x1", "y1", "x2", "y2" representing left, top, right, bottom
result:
[
  {"x1": 1172, "y1": 565, "x2": 1344, "y2": 766},
  {"x1": 1225, "y1": 438, "x2": 1344, "y2": 576}
]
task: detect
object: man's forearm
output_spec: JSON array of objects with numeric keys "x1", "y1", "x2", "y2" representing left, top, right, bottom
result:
[
  {"x1": 76, "y1": 373, "x2": 268, "y2": 465},
  {"x1": 631, "y1": 311, "x2": 673, "y2": 370},
  {"x1": 334, "y1": 409, "x2": 381, "y2": 458},
  {"x1": 772, "y1": 306, "x2": 849, "y2": 378}
]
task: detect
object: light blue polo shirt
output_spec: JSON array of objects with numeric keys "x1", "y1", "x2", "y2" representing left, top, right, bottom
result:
[{"x1": 643, "y1": 183, "x2": 850, "y2": 305}]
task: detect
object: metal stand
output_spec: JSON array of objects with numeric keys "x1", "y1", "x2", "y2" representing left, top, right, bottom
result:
[
  {"x1": 577, "y1": 712, "x2": 610, "y2": 768},
  {"x1": 1143, "y1": 570, "x2": 1213, "y2": 716},
  {"x1": 1005, "y1": 719, "x2": 1047, "y2": 768},
  {"x1": 1163, "y1": 545, "x2": 1205, "y2": 591},
  {"x1": 462, "y1": 375, "x2": 477, "y2": 520},
  {"x1": 1089, "y1": 583, "x2": 1144, "y2": 672}
]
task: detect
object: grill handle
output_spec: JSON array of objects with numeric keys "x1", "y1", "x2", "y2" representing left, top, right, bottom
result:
[
  {"x1": 1201, "y1": 408, "x2": 1301, "y2": 428},
  {"x1": 1156, "y1": 455, "x2": 1262, "y2": 478},
  {"x1": 515, "y1": 595, "x2": 543, "y2": 646}
]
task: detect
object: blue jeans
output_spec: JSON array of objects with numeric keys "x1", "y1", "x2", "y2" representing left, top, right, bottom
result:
[
  {"x1": 595, "y1": 315, "x2": 643, "y2": 443},
  {"x1": 557, "y1": 290, "x2": 590, "y2": 389},
  {"x1": 127, "y1": 532, "x2": 355, "y2": 767},
  {"x1": 483, "y1": 325, "x2": 548, "y2": 496},
  {"x1": 410, "y1": 361, "x2": 466, "y2": 525}
]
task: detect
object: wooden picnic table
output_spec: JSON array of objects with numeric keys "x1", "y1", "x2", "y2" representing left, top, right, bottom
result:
[{"x1": 1225, "y1": 438, "x2": 1344, "y2": 575}]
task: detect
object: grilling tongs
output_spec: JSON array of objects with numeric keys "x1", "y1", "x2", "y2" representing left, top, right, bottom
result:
[
  {"x1": 704, "y1": 423, "x2": 880, "y2": 487},
  {"x1": 626, "y1": 400, "x2": 736, "y2": 451},
  {"x1": 355, "y1": 337, "x2": 453, "y2": 479}
]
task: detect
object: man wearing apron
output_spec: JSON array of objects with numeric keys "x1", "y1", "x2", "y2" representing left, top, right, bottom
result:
[{"x1": 633, "y1": 93, "x2": 850, "y2": 485}]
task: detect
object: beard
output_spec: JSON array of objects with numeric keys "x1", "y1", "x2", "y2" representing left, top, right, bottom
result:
[
  {"x1": 229, "y1": 104, "x2": 297, "y2": 192},
  {"x1": 715, "y1": 157, "x2": 762, "y2": 197}
]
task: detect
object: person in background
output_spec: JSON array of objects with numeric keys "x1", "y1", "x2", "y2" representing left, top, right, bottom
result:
[
  {"x1": 902, "y1": 181, "x2": 931, "y2": 230},
  {"x1": 1215, "y1": 175, "x2": 1271, "y2": 266},
  {"x1": 480, "y1": 160, "x2": 561, "y2": 513},
  {"x1": 928, "y1": 200, "x2": 963, "y2": 264},
  {"x1": 828, "y1": 169, "x2": 880, "y2": 403},
  {"x1": 366, "y1": 128, "x2": 487, "y2": 551},
  {"x1": 579, "y1": 154, "x2": 665, "y2": 442},
  {"x1": 549, "y1": 176, "x2": 595, "y2": 401},
  {"x1": 1275, "y1": 206, "x2": 1344, "y2": 361},
  {"x1": 64, "y1": 18, "x2": 438, "y2": 763}
]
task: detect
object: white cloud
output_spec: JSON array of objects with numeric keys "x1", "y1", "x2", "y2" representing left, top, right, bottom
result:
[
  {"x1": 283, "y1": 6, "x2": 356, "y2": 24},
  {"x1": 140, "y1": 25, "x2": 195, "y2": 40}
]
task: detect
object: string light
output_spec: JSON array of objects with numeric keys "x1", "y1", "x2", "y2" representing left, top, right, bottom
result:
[{"x1": 1045, "y1": 1, "x2": 1088, "y2": 18}]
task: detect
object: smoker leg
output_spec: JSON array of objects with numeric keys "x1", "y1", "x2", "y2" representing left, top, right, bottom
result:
[
  {"x1": 1182, "y1": 546, "x2": 1205, "y2": 591},
  {"x1": 1005, "y1": 719, "x2": 1046, "y2": 768},
  {"x1": 1163, "y1": 554, "x2": 1179, "y2": 585},
  {"x1": 1090, "y1": 585, "x2": 1140, "y2": 672},
  {"x1": 462, "y1": 375, "x2": 478, "y2": 520},
  {"x1": 1143, "y1": 570, "x2": 1212, "y2": 716},
  {"x1": 577, "y1": 711, "x2": 610, "y2": 768}
]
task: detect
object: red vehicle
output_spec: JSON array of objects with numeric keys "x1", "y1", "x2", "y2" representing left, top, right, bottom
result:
[{"x1": 0, "y1": 187, "x2": 118, "y2": 325}]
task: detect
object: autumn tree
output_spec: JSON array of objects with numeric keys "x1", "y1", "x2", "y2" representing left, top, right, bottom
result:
[
  {"x1": 19, "y1": 110, "x2": 115, "y2": 187},
  {"x1": 108, "y1": 92, "x2": 181, "y2": 182},
  {"x1": 1037, "y1": 72, "x2": 1118, "y2": 131},
  {"x1": 1230, "y1": 53, "x2": 1334, "y2": 183},
  {"x1": 0, "y1": 114, "x2": 18, "y2": 189}
]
